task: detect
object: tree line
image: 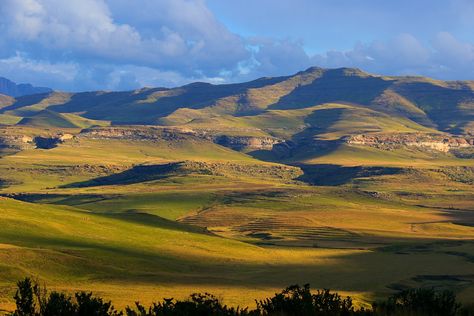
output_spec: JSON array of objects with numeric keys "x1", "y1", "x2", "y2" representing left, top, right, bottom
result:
[{"x1": 8, "y1": 278, "x2": 474, "y2": 316}]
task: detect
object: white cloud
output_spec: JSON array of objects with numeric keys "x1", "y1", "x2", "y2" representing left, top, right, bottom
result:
[
  {"x1": 0, "y1": 1, "x2": 473, "y2": 91},
  {"x1": 312, "y1": 32, "x2": 474, "y2": 80},
  {"x1": 0, "y1": 0, "x2": 248, "y2": 76},
  {"x1": 0, "y1": 53, "x2": 78, "y2": 88},
  {"x1": 247, "y1": 38, "x2": 312, "y2": 77}
]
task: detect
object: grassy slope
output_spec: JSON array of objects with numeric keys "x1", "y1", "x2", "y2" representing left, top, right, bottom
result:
[
  {"x1": 17, "y1": 110, "x2": 80, "y2": 128},
  {"x1": 2, "y1": 184, "x2": 474, "y2": 311},
  {"x1": 2, "y1": 68, "x2": 472, "y2": 133},
  {"x1": 0, "y1": 128, "x2": 474, "y2": 312},
  {"x1": 0, "y1": 114, "x2": 21, "y2": 125},
  {"x1": 0, "y1": 68, "x2": 474, "y2": 312}
]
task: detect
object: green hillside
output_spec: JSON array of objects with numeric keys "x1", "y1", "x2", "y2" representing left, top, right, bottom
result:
[
  {"x1": 17, "y1": 110, "x2": 81, "y2": 128},
  {"x1": 1, "y1": 67, "x2": 474, "y2": 312},
  {"x1": 2, "y1": 67, "x2": 473, "y2": 135}
]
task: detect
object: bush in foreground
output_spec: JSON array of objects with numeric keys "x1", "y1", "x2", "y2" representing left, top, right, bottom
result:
[{"x1": 9, "y1": 278, "x2": 474, "y2": 315}]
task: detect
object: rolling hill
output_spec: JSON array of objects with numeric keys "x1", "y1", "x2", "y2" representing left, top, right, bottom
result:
[
  {"x1": 1, "y1": 67, "x2": 473, "y2": 135},
  {"x1": 0, "y1": 67, "x2": 474, "y2": 312}
]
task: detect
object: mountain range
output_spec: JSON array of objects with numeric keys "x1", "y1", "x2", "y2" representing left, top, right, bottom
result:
[{"x1": 1, "y1": 67, "x2": 473, "y2": 140}]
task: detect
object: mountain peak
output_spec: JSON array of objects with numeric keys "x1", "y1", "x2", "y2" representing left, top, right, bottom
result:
[
  {"x1": 0, "y1": 77, "x2": 52, "y2": 97},
  {"x1": 297, "y1": 66, "x2": 371, "y2": 79}
]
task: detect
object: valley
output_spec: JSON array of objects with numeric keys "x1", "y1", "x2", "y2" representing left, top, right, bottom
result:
[{"x1": 0, "y1": 67, "x2": 474, "y2": 312}]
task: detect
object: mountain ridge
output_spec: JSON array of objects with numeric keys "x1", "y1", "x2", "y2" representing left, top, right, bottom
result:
[
  {"x1": 1, "y1": 67, "x2": 473, "y2": 136},
  {"x1": 0, "y1": 77, "x2": 52, "y2": 98}
]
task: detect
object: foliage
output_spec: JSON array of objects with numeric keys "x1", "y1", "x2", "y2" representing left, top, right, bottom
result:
[
  {"x1": 372, "y1": 288, "x2": 462, "y2": 316},
  {"x1": 10, "y1": 279, "x2": 474, "y2": 315},
  {"x1": 255, "y1": 284, "x2": 370, "y2": 315},
  {"x1": 125, "y1": 293, "x2": 255, "y2": 316},
  {"x1": 10, "y1": 278, "x2": 121, "y2": 316}
]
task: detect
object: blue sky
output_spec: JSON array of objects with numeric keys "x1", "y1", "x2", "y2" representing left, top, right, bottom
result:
[{"x1": 0, "y1": 0, "x2": 473, "y2": 91}]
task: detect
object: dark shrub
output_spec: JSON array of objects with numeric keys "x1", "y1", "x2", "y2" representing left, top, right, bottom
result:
[
  {"x1": 9, "y1": 279, "x2": 472, "y2": 316},
  {"x1": 255, "y1": 284, "x2": 369, "y2": 315},
  {"x1": 12, "y1": 278, "x2": 37, "y2": 316},
  {"x1": 372, "y1": 288, "x2": 460, "y2": 316},
  {"x1": 42, "y1": 292, "x2": 75, "y2": 316},
  {"x1": 75, "y1": 292, "x2": 121, "y2": 316},
  {"x1": 125, "y1": 293, "x2": 254, "y2": 316}
]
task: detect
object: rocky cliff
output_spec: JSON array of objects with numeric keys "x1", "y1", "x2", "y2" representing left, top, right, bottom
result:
[
  {"x1": 346, "y1": 133, "x2": 474, "y2": 152},
  {"x1": 0, "y1": 77, "x2": 52, "y2": 97},
  {"x1": 79, "y1": 126, "x2": 282, "y2": 151},
  {"x1": 0, "y1": 128, "x2": 74, "y2": 150}
]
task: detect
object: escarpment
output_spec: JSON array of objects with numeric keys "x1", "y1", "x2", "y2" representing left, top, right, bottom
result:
[
  {"x1": 345, "y1": 133, "x2": 474, "y2": 152},
  {"x1": 0, "y1": 128, "x2": 74, "y2": 150},
  {"x1": 79, "y1": 126, "x2": 283, "y2": 151}
]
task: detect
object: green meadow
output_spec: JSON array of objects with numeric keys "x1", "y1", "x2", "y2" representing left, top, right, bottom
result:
[
  {"x1": 1, "y1": 67, "x2": 474, "y2": 313},
  {"x1": 0, "y1": 132, "x2": 474, "y2": 313}
]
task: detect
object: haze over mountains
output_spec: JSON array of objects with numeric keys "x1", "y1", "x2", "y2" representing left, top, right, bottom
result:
[{"x1": 0, "y1": 77, "x2": 52, "y2": 98}]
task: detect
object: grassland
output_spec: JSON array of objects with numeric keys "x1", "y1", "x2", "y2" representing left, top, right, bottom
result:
[
  {"x1": 0, "y1": 67, "x2": 474, "y2": 314},
  {"x1": 0, "y1": 127, "x2": 473, "y2": 314}
]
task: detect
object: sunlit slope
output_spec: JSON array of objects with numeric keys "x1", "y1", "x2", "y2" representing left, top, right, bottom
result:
[
  {"x1": 0, "y1": 114, "x2": 21, "y2": 125},
  {"x1": 158, "y1": 102, "x2": 437, "y2": 140},
  {"x1": 1, "y1": 67, "x2": 472, "y2": 134},
  {"x1": 0, "y1": 66, "x2": 474, "y2": 312},
  {"x1": 17, "y1": 110, "x2": 81, "y2": 128},
  {"x1": 0, "y1": 126, "x2": 289, "y2": 192},
  {"x1": 2, "y1": 191, "x2": 474, "y2": 310},
  {"x1": 0, "y1": 94, "x2": 14, "y2": 110}
]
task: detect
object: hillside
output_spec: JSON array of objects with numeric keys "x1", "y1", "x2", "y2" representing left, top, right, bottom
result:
[
  {"x1": 0, "y1": 67, "x2": 474, "y2": 311},
  {"x1": 1, "y1": 67, "x2": 473, "y2": 135}
]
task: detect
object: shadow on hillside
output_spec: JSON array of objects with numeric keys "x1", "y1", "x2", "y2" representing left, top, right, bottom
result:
[
  {"x1": 0, "y1": 92, "x2": 52, "y2": 114},
  {"x1": 5, "y1": 193, "x2": 115, "y2": 206},
  {"x1": 296, "y1": 164, "x2": 403, "y2": 186},
  {"x1": 269, "y1": 69, "x2": 393, "y2": 110},
  {"x1": 393, "y1": 82, "x2": 474, "y2": 133},
  {"x1": 61, "y1": 163, "x2": 183, "y2": 188},
  {"x1": 98, "y1": 210, "x2": 211, "y2": 235},
  {"x1": 45, "y1": 76, "x2": 292, "y2": 124},
  {"x1": 16, "y1": 230, "x2": 474, "y2": 292},
  {"x1": 249, "y1": 107, "x2": 345, "y2": 163}
]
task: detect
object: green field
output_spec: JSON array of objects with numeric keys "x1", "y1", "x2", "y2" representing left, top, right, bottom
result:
[{"x1": 1, "y1": 67, "x2": 474, "y2": 313}]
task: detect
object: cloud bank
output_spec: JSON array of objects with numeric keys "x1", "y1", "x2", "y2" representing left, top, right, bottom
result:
[{"x1": 0, "y1": 0, "x2": 473, "y2": 91}]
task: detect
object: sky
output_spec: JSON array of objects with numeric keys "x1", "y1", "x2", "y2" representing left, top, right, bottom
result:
[{"x1": 0, "y1": 0, "x2": 473, "y2": 91}]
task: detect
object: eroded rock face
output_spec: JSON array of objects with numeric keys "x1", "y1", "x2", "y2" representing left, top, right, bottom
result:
[
  {"x1": 0, "y1": 134, "x2": 34, "y2": 150},
  {"x1": 346, "y1": 133, "x2": 474, "y2": 152},
  {"x1": 80, "y1": 126, "x2": 196, "y2": 142},
  {"x1": 0, "y1": 129, "x2": 75, "y2": 150},
  {"x1": 215, "y1": 135, "x2": 282, "y2": 150},
  {"x1": 80, "y1": 127, "x2": 283, "y2": 151}
]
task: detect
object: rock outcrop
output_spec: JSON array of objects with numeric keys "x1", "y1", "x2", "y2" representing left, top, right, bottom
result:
[
  {"x1": 0, "y1": 133, "x2": 34, "y2": 150},
  {"x1": 346, "y1": 133, "x2": 474, "y2": 152},
  {"x1": 80, "y1": 126, "x2": 283, "y2": 151},
  {"x1": 0, "y1": 128, "x2": 75, "y2": 150},
  {"x1": 214, "y1": 135, "x2": 281, "y2": 150}
]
